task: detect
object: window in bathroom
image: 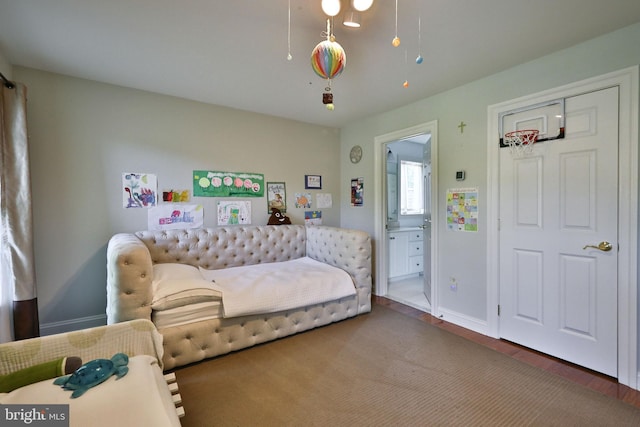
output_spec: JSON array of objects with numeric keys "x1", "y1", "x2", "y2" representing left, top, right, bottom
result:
[{"x1": 400, "y1": 160, "x2": 424, "y2": 215}]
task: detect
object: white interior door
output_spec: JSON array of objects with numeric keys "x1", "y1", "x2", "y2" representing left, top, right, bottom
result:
[
  {"x1": 423, "y1": 144, "x2": 432, "y2": 303},
  {"x1": 499, "y1": 87, "x2": 619, "y2": 376}
]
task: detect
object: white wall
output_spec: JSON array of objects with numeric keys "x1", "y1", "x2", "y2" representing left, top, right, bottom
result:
[
  {"x1": 0, "y1": 49, "x2": 11, "y2": 78},
  {"x1": 339, "y1": 22, "x2": 640, "y2": 324},
  {"x1": 14, "y1": 68, "x2": 341, "y2": 332}
]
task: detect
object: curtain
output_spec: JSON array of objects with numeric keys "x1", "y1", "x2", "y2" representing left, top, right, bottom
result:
[{"x1": 0, "y1": 81, "x2": 39, "y2": 343}]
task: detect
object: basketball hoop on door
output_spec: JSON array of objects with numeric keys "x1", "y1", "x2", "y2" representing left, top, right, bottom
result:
[{"x1": 504, "y1": 129, "x2": 539, "y2": 157}]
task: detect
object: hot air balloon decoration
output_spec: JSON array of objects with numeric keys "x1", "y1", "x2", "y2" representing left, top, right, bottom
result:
[{"x1": 310, "y1": 19, "x2": 346, "y2": 110}]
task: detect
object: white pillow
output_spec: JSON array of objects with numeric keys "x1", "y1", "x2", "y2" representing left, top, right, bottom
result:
[{"x1": 151, "y1": 263, "x2": 222, "y2": 311}]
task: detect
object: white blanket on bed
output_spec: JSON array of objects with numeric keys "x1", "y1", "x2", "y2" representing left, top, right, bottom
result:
[{"x1": 198, "y1": 257, "x2": 356, "y2": 318}]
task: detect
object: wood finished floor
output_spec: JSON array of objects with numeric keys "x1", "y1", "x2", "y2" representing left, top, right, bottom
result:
[{"x1": 374, "y1": 295, "x2": 640, "y2": 409}]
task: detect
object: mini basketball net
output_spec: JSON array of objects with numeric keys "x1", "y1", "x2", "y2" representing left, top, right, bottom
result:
[{"x1": 504, "y1": 129, "x2": 539, "y2": 157}]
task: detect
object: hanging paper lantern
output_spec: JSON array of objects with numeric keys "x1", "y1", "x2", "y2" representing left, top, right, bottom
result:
[{"x1": 310, "y1": 40, "x2": 346, "y2": 80}]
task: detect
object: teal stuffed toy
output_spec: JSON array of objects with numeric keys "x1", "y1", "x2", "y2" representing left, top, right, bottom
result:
[{"x1": 54, "y1": 353, "x2": 129, "y2": 398}]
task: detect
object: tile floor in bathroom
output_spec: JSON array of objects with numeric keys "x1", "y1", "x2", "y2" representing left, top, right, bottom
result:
[{"x1": 386, "y1": 275, "x2": 430, "y2": 313}]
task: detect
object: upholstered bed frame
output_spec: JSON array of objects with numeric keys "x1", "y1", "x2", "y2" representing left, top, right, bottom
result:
[{"x1": 107, "y1": 225, "x2": 372, "y2": 370}]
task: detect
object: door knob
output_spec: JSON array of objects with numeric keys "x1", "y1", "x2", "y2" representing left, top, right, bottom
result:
[{"x1": 582, "y1": 241, "x2": 613, "y2": 252}]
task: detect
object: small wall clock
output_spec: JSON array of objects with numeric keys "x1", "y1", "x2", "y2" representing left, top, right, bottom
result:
[{"x1": 350, "y1": 145, "x2": 363, "y2": 164}]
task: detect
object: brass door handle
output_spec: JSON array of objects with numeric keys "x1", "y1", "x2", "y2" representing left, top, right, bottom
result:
[{"x1": 583, "y1": 241, "x2": 613, "y2": 252}]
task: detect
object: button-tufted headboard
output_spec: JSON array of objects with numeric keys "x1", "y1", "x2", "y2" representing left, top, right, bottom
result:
[{"x1": 135, "y1": 225, "x2": 307, "y2": 269}]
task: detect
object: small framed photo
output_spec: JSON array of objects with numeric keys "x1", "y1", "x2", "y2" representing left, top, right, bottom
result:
[
  {"x1": 305, "y1": 175, "x2": 322, "y2": 190},
  {"x1": 266, "y1": 182, "x2": 287, "y2": 213}
]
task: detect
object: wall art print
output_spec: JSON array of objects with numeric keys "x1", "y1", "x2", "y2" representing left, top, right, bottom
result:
[
  {"x1": 446, "y1": 187, "x2": 478, "y2": 232},
  {"x1": 267, "y1": 182, "x2": 287, "y2": 213},
  {"x1": 123, "y1": 172, "x2": 157, "y2": 208},
  {"x1": 294, "y1": 193, "x2": 311, "y2": 208},
  {"x1": 316, "y1": 193, "x2": 332, "y2": 208},
  {"x1": 351, "y1": 177, "x2": 363, "y2": 207},
  {"x1": 148, "y1": 204, "x2": 203, "y2": 231},
  {"x1": 305, "y1": 174, "x2": 322, "y2": 189},
  {"x1": 217, "y1": 200, "x2": 251, "y2": 225},
  {"x1": 193, "y1": 170, "x2": 264, "y2": 197},
  {"x1": 304, "y1": 211, "x2": 322, "y2": 225}
]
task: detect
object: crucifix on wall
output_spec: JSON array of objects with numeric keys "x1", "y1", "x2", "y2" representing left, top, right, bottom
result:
[{"x1": 458, "y1": 121, "x2": 466, "y2": 133}]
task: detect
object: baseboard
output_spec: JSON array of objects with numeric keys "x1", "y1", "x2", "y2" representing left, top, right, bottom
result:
[
  {"x1": 40, "y1": 314, "x2": 107, "y2": 336},
  {"x1": 436, "y1": 307, "x2": 489, "y2": 336}
]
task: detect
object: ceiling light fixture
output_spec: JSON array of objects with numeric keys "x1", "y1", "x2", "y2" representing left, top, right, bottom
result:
[
  {"x1": 342, "y1": 10, "x2": 361, "y2": 28},
  {"x1": 323, "y1": 1, "x2": 374, "y2": 18},
  {"x1": 321, "y1": 0, "x2": 341, "y2": 17},
  {"x1": 353, "y1": 0, "x2": 374, "y2": 12}
]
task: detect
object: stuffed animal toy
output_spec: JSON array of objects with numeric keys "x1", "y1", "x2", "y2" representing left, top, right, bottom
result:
[
  {"x1": 54, "y1": 353, "x2": 129, "y2": 398},
  {"x1": 268, "y1": 208, "x2": 291, "y2": 225}
]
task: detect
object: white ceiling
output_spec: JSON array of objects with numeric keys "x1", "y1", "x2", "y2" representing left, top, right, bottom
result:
[{"x1": 1, "y1": 0, "x2": 640, "y2": 128}]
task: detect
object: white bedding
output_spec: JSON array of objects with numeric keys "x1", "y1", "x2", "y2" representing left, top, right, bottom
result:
[
  {"x1": 199, "y1": 256, "x2": 356, "y2": 318},
  {"x1": 152, "y1": 300, "x2": 224, "y2": 329},
  {"x1": 0, "y1": 355, "x2": 180, "y2": 427}
]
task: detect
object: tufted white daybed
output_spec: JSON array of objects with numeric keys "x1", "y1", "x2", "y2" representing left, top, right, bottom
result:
[{"x1": 106, "y1": 225, "x2": 372, "y2": 370}]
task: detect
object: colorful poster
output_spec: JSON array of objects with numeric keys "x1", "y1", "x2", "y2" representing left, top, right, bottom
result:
[
  {"x1": 304, "y1": 211, "x2": 322, "y2": 225},
  {"x1": 446, "y1": 188, "x2": 479, "y2": 232},
  {"x1": 267, "y1": 182, "x2": 287, "y2": 213},
  {"x1": 294, "y1": 193, "x2": 311, "y2": 208},
  {"x1": 351, "y1": 177, "x2": 363, "y2": 207},
  {"x1": 193, "y1": 170, "x2": 264, "y2": 197},
  {"x1": 123, "y1": 173, "x2": 157, "y2": 208},
  {"x1": 217, "y1": 200, "x2": 251, "y2": 225},
  {"x1": 148, "y1": 204, "x2": 203, "y2": 231}
]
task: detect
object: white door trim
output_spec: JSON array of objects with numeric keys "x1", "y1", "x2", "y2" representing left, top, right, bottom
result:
[
  {"x1": 486, "y1": 66, "x2": 639, "y2": 388},
  {"x1": 374, "y1": 121, "x2": 439, "y2": 315}
]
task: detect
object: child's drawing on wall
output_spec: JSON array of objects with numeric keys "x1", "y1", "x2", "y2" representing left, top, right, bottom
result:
[
  {"x1": 123, "y1": 173, "x2": 157, "y2": 208},
  {"x1": 295, "y1": 193, "x2": 311, "y2": 209},
  {"x1": 217, "y1": 201, "x2": 251, "y2": 225}
]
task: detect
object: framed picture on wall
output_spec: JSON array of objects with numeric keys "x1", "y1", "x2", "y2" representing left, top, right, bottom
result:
[
  {"x1": 305, "y1": 175, "x2": 322, "y2": 189},
  {"x1": 266, "y1": 182, "x2": 287, "y2": 213}
]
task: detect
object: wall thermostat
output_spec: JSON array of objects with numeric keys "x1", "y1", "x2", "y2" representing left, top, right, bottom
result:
[{"x1": 456, "y1": 170, "x2": 465, "y2": 181}]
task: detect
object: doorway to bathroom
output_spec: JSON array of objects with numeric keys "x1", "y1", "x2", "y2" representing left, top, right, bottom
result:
[{"x1": 374, "y1": 121, "x2": 439, "y2": 315}]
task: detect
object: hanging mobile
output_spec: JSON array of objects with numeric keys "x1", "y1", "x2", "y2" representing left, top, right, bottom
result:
[
  {"x1": 416, "y1": 14, "x2": 424, "y2": 64},
  {"x1": 392, "y1": 0, "x2": 400, "y2": 47},
  {"x1": 311, "y1": 18, "x2": 346, "y2": 110},
  {"x1": 403, "y1": 49, "x2": 409, "y2": 87},
  {"x1": 287, "y1": 0, "x2": 293, "y2": 60},
  {"x1": 323, "y1": 86, "x2": 334, "y2": 110}
]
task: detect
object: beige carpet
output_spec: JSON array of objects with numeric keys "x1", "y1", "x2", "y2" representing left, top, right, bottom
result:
[{"x1": 174, "y1": 305, "x2": 640, "y2": 426}]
